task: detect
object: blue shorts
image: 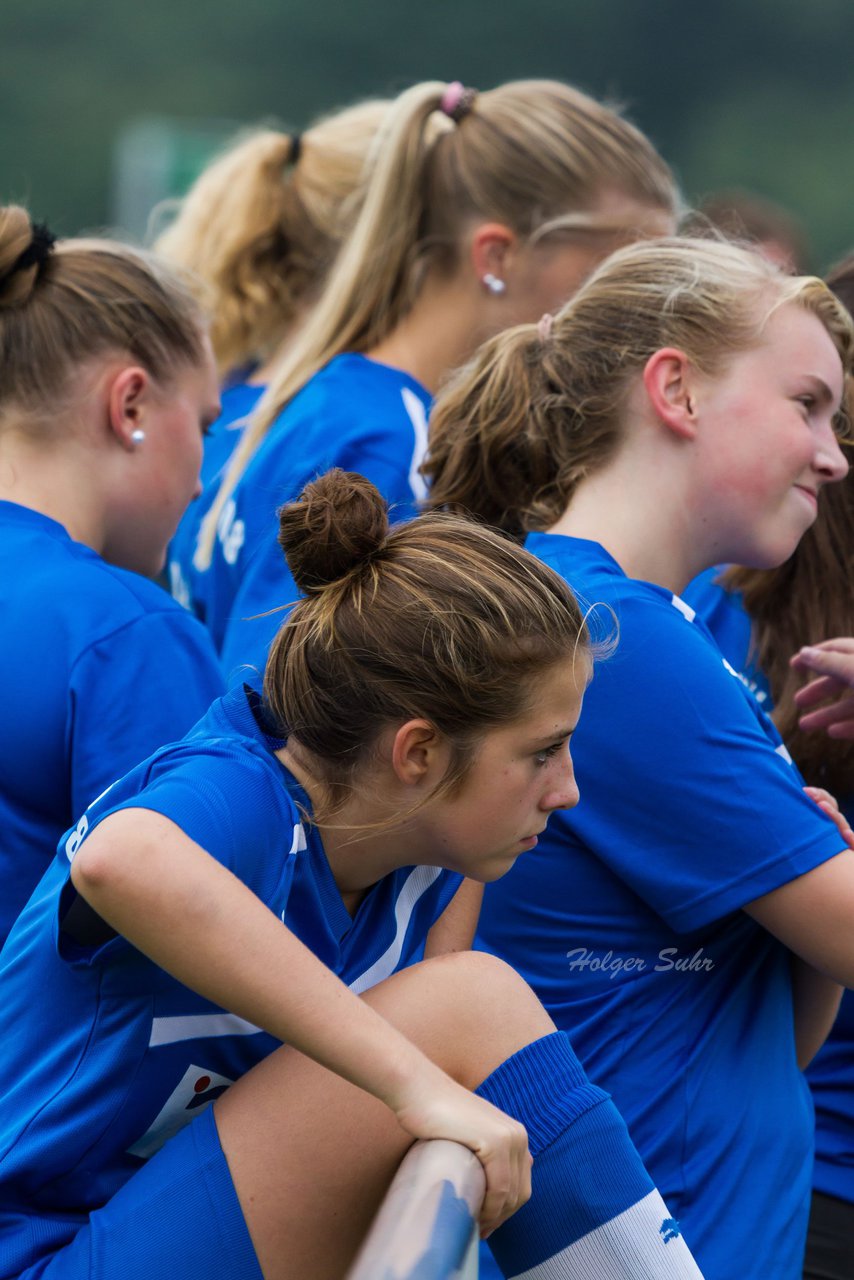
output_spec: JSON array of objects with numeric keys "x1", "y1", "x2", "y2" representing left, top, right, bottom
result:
[{"x1": 16, "y1": 1107, "x2": 263, "y2": 1280}]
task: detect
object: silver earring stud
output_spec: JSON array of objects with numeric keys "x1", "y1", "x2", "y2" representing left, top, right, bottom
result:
[
  {"x1": 482, "y1": 272, "x2": 507, "y2": 295},
  {"x1": 130, "y1": 429, "x2": 145, "y2": 445}
]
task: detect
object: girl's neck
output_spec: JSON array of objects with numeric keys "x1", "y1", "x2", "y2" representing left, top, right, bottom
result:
[
  {"x1": 0, "y1": 432, "x2": 106, "y2": 553},
  {"x1": 275, "y1": 742, "x2": 424, "y2": 902},
  {"x1": 366, "y1": 276, "x2": 496, "y2": 396},
  {"x1": 546, "y1": 457, "x2": 701, "y2": 594}
]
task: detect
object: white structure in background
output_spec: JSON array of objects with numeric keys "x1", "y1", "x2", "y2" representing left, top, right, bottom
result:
[{"x1": 111, "y1": 117, "x2": 236, "y2": 240}]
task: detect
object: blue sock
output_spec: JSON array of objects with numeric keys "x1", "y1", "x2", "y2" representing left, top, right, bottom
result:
[{"x1": 476, "y1": 1032, "x2": 704, "y2": 1278}]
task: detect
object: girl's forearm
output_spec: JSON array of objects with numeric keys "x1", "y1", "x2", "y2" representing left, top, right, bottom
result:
[{"x1": 69, "y1": 808, "x2": 439, "y2": 1112}]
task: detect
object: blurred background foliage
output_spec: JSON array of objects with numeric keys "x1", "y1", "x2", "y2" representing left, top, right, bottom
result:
[{"x1": 4, "y1": 0, "x2": 854, "y2": 268}]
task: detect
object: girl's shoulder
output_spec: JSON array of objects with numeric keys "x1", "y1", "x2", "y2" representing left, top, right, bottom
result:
[
  {"x1": 0, "y1": 500, "x2": 209, "y2": 644},
  {"x1": 526, "y1": 532, "x2": 720, "y2": 664},
  {"x1": 270, "y1": 355, "x2": 430, "y2": 437},
  {"x1": 67, "y1": 687, "x2": 302, "y2": 891}
]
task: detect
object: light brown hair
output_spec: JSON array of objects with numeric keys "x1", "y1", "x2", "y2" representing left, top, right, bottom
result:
[
  {"x1": 0, "y1": 205, "x2": 206, "y2": 429},
  {"x1": 424, "y1": 236, "x2": 854, "y2": 537},
  {"x1": 264, "y1": 469, "x2": 591, "y2": 818}
]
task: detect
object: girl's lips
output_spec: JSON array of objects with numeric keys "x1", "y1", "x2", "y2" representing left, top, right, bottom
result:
[{"x1": 793, "y1": 484, "x2": 818, "y2": 510}]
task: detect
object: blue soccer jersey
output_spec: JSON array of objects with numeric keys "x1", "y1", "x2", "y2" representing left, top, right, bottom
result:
[
  {"x1": 167, "y1": 379, "x2": 265, "y2": 622},
  {"x1": 0, "y1": 501, "x2": 224, "y2": 947},
  {"x1": 0, "y1": 683, "x2": 462, "y2": 1277},
  {"x1": 477, "y1": 534, "x2": 847, "y2": 1280},
  {"x1": 685, "y1": 565, "x2": 854, "y2": 1210},
  {"x1": 193, "y1": 354, "x2": 431, "y2": 676}
]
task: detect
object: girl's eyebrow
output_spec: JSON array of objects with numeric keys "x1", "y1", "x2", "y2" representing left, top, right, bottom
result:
[
  {"x1": 801, "y1": 375, "x2": 837, "y2": 406},
  {"x1": 528, "y1": 724, "x2": 579, "y2": 747}
]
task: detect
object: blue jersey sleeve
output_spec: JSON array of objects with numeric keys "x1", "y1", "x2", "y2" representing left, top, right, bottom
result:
[
  {"x1": 64, "y1": 737, "x2": 300, "y2": 943},
  {"x1": 562, "y1": 591, "x2": 846, "y2": 931},
  {"x1": 68, "y1": 608, "x2": 224, "y2": 817}
]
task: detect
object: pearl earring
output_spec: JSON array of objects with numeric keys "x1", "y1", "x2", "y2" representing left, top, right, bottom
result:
[
  {"x1": 482, "y1": 272, "x2": 507, "y2": 295},
  {"x1": 130, "y1": 429, "x2": 145, "y2": 445}
]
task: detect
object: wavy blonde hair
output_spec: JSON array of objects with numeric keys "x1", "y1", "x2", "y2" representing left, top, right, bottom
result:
[
  {"x1": 154, "y1": 100, "x2": 388, "y2": 377},
  {"x1": 424, "y1": 236, "x2": 854, "y2": 535},
  {"x1": 195, "y1": 77, "x2": 680, "y2": 569}
]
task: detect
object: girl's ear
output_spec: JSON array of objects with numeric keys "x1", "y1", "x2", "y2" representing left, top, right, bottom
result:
[
  {"x1": 390, "y1": 719, "x2": 448, "y2": 787},
  {"x1": 469, "y1": 222, "x2": 518, "y2": 286},
  {"x1": 642, "y1": 347, "x2": 698, "y2": 440},
  {"x1": 106, "y1": 365, "x2": 152, "y2": 450}
]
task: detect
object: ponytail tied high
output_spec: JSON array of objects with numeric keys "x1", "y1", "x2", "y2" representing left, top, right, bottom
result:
[{"x1": 439, "y1": 81, "x2": 477, "y2": 123}]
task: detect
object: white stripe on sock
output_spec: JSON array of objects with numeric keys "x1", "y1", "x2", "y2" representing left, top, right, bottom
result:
[{"x1": 510, "y1": 1190, "x2": 704, "y2": 1279}]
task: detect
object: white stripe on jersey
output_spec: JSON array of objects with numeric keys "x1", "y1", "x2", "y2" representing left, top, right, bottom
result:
[
  {"x1": 149, "y1": 1011, "x2": 262, "y2": 1047},
  {"x1": 349, "y1": 865, "x2": 443, "y2": 995},
  {"x1": 510, "y1": 1190, "x2": 704, "y2": 1279},
  {"x1": 670, "y1": 594, "x2": 696, "y2": 623},
  {"x1": 401, "y1": 387, "x2": 429, "y2": 502}
]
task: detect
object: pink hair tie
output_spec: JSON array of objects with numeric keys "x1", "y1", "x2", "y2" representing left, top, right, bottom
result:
[
  {"x1": 538, "y1": 312, "x2": 554, "y2": 341},
  {"x1": 440, "y1": 81, "x2": 476, "y2": 123}
]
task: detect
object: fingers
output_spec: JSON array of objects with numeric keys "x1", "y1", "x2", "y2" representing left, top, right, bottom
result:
[
  {"x1": 792, "y1": 643, "x2": 854, "y2": 688},
  {"x1": 393, "y1": 1072, "x2": 531, "y2": 1237},
  {"x1": 794, "y1": 674, "x2": 848, "y2": 709},
  {"x1": 477, "y1": 1117, "x2": 532, "y2": 1237},
  {"x1": 803, "y1": 786, "x2": 854, "y2": 849},
  {"x1": 792, "y1": 643, "x2": 854, "y2": 739},
  {"x1": 793, "y1": 637, "x2": 854, "y2": 660},
  {"x1": 797, "y1": 693, "x2": 854, "y2": 739}
]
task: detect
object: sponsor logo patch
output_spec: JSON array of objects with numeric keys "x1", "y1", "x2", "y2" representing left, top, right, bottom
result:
[{"x1": 126, "y1": 1063, "x2": 233, "y2": 1159}]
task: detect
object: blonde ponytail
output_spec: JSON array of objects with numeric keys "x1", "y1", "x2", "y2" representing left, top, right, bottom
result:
[
  {"x1": 155, "y1": 100, "x2": 388, "y2": 377},
  {"x1": 196, "y1": 82, "x2": 451, "y2": 568},
  {"x1": 196, "y1": 76, "x2": 679, "y2": 569}
]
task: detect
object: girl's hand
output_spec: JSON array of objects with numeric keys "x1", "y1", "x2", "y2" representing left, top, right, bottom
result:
[
  {"x1": 803, "y1": 786, "x2": 854, "y2": 850},
  {"x1": 792, "y1": 639, "x2": 854, "y2": 739},
  {"x1": 391, "y1": 1065, "x2": 532, "y2": 1237}
]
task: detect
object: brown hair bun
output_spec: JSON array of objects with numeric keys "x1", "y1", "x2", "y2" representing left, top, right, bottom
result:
[
  {"x1": 0, "y1": 206, "x2": 41, "y2": 308},
  {"x1": 278, "y1": 469, "x2": 389, "y2": 593}
]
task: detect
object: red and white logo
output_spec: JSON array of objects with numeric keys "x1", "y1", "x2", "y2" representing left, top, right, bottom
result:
[{"x1": 126, "y1": 1063, "x2": 234, "y2": 1159}]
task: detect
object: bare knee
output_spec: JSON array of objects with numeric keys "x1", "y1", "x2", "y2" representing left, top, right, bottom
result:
[{"x1": 363, "y1": 951, "x2": 555, "y2": 1087}]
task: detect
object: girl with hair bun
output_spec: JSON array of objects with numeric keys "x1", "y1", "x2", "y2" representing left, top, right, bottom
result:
[
  {"x1": 423, "y1": 236, "x2": 854, "y2": 1278},
  {"x1": 0, "y1": 471, "x2": 707, "y2": 1279},
  {"x1": 187, "y1": 76, "x2": 678, "y2": 673},
  {"x1": 0, "y1": 205, "x2": 223, "y2": 946},
  {"x1": 156, "y1": 99, "x2": 388, "y2": 622}
]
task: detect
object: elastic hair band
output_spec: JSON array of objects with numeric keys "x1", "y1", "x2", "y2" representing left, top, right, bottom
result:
[
  {"x1": 289, "y1": 133, "x2": 302, "y2": 167},
  {"x1": 440, "y1": 81, "x2": 477, "y2": 124},
  {"x1": 537, "y1": 312, "x2": 554, "y2": 341},
  {"x1": 2, "y1": 223, "x2": 57, "y2": 283}
]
